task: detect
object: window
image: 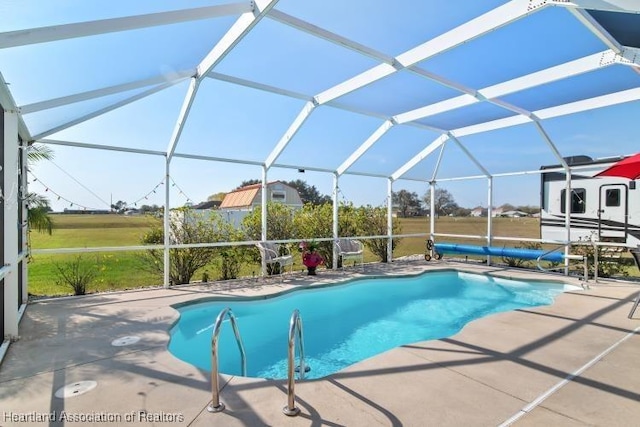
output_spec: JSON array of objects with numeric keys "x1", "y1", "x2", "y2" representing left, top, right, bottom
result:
[
  {"x1": 560, "y1": 188, "x2": 586, "y2": 214},
  {"x1": 271, "y1": 191, "x2": 286, "y2": 202},
  {"x1": 605, "y1": 188, "x2": 620, "y2": 207}
]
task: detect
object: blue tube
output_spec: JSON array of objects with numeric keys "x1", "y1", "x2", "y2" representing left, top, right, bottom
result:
[{"x1": 433, "y1": 243, "x2": 565, "y2": 262}]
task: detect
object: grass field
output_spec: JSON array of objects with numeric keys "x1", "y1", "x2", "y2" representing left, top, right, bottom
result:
[{"x1": 28, "y1": 214, "x2": 635, "y2": 297}]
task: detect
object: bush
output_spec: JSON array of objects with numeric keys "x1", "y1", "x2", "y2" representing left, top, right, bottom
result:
[
  {"x1": 571, "y1": 238, "x2": 629, "y2": 278},
  {"x1": 501, "y1": 242, "x2": 542, "y2": 268},
  {"x1": 140, "y1": 209, "x2": 224, "y2": 285},
  {"x1": 54, "y1": 255, "x2": 99, "y2": 295},
  {"x1": 242, "y1": 202, "x2": 296, "y2": 274},
  {"x1": 354, "y1": 205, "x2": 402, "y2": 262}
]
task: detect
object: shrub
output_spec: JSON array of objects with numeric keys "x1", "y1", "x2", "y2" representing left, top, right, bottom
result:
[
  {"x1": 54, "y1": 255, "x2": 99, "y2": 295},
  {"x1": 501, "y1": 242, "x2": 542, "y2": 268},
  {"x1": 353, "y1": 205, "x2": 401, "y2": 263},
  {"x1": 571, "y1": 238, "x2": 629, "y2": 278},
  {"x1": 242, "y1": 202, "x2": 296, "y2": 274},
  {"x1": 140, "y1": 209, "x2": 223, "y2": 285}
]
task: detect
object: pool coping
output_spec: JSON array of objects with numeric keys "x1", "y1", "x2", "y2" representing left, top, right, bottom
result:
[{"x1": 1, "y1": 259, "x2": 638, "y2": 426}]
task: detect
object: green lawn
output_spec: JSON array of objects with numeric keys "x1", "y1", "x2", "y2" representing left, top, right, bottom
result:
[{"x1": 27, "y1": 214, "x2": 636, "y2": 297}]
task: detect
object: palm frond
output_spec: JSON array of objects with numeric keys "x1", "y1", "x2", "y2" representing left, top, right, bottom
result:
[
  {"x1": 28, "y1": 206, "x2": 54, "y2": 235},
  {"x1": 27, "y1": 144, "x2": 54, "y2": 163}
]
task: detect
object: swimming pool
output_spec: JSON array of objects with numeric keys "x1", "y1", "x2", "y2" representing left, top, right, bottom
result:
[{"x1": 168, "y1": 271, "x2": 577, "y2": 380}]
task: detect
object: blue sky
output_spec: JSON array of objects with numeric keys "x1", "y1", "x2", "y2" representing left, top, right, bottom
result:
[{"x1": 1, "y1": 0, "x2": 639, "y2": 212}]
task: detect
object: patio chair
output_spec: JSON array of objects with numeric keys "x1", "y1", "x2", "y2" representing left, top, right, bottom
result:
[
  {"x1": 337, "y1": 238, "x2": 364, "y2": 271},
  {"x1": 628, "y1": 248, "x2": 640, "y2": 319},
  {"x1": 256, "y1": 242, "x2": 294, "y2": 278}
]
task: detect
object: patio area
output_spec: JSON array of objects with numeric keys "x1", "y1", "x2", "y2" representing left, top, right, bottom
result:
[{"x1": 1, "y1": 260, "x2": 638, "y2": 426}]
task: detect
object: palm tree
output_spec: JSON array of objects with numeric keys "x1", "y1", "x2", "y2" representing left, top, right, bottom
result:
[{"x1": 27, "y1": 144, "x2": 54, "y2": 235}]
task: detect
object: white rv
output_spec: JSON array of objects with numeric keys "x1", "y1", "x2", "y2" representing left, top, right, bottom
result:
[{"x1": 540, "y1": 155, "x2": 640, "y2": 247}]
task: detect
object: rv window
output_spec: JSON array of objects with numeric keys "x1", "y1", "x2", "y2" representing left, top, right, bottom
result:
[
  {"x1": 560, "y1": 188, "x2": 586, "y2": 214},
  {"x1": 605, "y1": 189, "x2": 620, "y2": 207}
]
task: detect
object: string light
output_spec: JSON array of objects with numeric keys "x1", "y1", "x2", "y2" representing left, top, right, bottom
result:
[
  {"x1": 130, "y1": 179, "x2": 164, "y2": 207},
  {"x1": 26, "y1": 174, "x2": 194, "y2": 212},
  {"x1": 169, "y1": 177, "x2": 193, "y2": 204},
  {"x1": 29, "y1": 173, "x2": 103, "y2": 211}
]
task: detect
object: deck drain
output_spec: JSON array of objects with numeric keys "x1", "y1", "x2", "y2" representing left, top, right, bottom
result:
[
  {"x1": 111, "y1": 336, "x2": 140, "y2": 346},
  {"x1": 54, "y1": 381, "x2": 97, "y2": 398}
]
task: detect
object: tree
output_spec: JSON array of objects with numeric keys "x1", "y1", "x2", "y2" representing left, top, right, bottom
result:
[
  {"x1": 207, "y1": 192, "x2": 227, "y2": 201},
  {"x1": 139, "y1": 204, "x2": 161, "y2": 214},
  {"x1": 286, "y1": 179, "x2": 331, "y2": 205},
  {"x1": 26, "y1": 193, "x2": 54, "y2": 234},
  {"x1": 242, "y1": 202, "x2": 297, "y2": 274},
  {"x1": 235, "y1": 179, "x2": 260, "y2": 190},
  {"x1": 242, "y1": 202, "x2": 297, "y2": 241},
  {"x1": 353, "y1": 205, "x2": 402, "y2": 262},
  {"x1": 139, "y1": 208, "x2": 225, "y2": 285},
  {"x1": 27, "y1": 144, "x2": 55, "y2": 234},
  {"x1": 111, "y1": 200, "x2": 127, "y2": 213},
  {"x1": 423, "y1": 188, "x2": 458, "y2": 216},
  {"x1": 392, "y1": 190, "x2": 422, "y2": 217}
]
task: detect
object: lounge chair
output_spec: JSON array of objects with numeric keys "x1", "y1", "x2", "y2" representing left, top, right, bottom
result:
[
  {"x1": 256, "y1": 242, "x2": 293, "y2": 278},
  {"x1": 628, "y1": 248, "x2": 640, "y2": 319},
  {"x1": 336, "y1": 239, "x2": 364, "y2": 271}
]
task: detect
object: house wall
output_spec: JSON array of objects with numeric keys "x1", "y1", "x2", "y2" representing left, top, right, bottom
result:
[{"x1": 251, "y1": 183, "x2": 303, "y2": 208}]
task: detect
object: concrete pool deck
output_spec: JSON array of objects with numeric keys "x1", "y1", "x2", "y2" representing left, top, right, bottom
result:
[{"x1": 1, "y1": 260, "x2": 639, "y2": 426}]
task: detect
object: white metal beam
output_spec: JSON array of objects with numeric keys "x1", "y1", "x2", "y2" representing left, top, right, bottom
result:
[
  {"x1": 166, "y1": 77, "x2": 199, "y2": 161},
  {"x1": 336, "y1": 120, "x2": 394, "y2": 176},
  {"x1": 0, "y1": 72, "x2": 31, "y2": 141},
  {"x1": 264, "y1": 101, "x2": 316, "y2": 169},
  {"x1": 38, "y1": 138, "x2": 166, "y2": 156},
  {"x1": 21, "y1": 71, "x2": 193, "y2": 114},
  {"x1": 397, "y1": 0, "x2": 536, "y2": 66},
  {"x1": 207, "y1": 72, "x2": 311, "y2": 101},
  {"x1": 391, "y1": 134, "x2": 450, "y2": 181},
  {"x1": 431, "y1": 143, "x2": 447, "y2": 182},
  {"x1": 3, "y1": 109, "x2": 19, "y2": 338},
  {"x1": 204, "y1": 69, "x2": 444, "y2": 132},
  {"x1": 535, "y1": 87, "x2": 640, "y2": 120},
  {"x1": 452, "y1": 116, "x2": 532, "y2": 138},
  {"x1": 395, "y1": 50, "x2": 613, "y2": 124},
  {"x1": 481, "y1": 50, "x2": 614, "y2": 99},
  {"x1": 567, "y1": 8, "x2": 623, "y2": 53},
  {"x1": 0, "y1": 2, "x2": 251, "y2": 49},
  {"x1": 315, "y1": 0, "x2": 540, "y2": 105},
  {"x1": 551, "y1": 0, "x2": 640, "y2": 13},
  {"x1": 617, "y1": 47, "x2": 640, "y2": 68},
  {"x1": 267, "y1": 10, "x2": 395, "y2": 65},
  {"x1": 196, "y1": 0, "x2": 279, "y2": 79},
  {"x1": 452, "y1": 87, "x2": 640, "y2": 137},
  {"x1": 32, "y1": 80, "x2": 178, "y2": 140},
  {"x1": 532, "y1": 121, "x2": 569, "y2": 169},
  {"x1": 448, "y1": 135, "x2": 491, "y2": 177}
]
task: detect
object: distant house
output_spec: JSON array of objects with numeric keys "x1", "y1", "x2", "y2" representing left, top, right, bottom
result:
[
  {"x1": 491, "y1": 207, "x2": 504, "y2": 217},
  {"x1": 220, "y1": 181, "x2": 303, "y2": 211},
  {"x1": 470, "y1": 207, "x2": 484, "y2": 217},
  {"x1": 498, "y1": 210, "x2": 530, "y2": 218}
]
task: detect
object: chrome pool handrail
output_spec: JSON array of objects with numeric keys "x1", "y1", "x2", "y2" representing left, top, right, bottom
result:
[
  {"x1": 536, "y1": 243, "x2": 588, "y2": 284},
  {"x1": 283, "y1": 309, "x2": 306, "y2": 416},
  {"x1": 207, "y1": 307, "x2": 247, "y2": 413}
]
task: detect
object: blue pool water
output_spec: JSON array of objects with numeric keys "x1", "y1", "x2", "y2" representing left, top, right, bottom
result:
[{"x1": 168, "y1": 271, "x2": 576, "y2": 379}]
